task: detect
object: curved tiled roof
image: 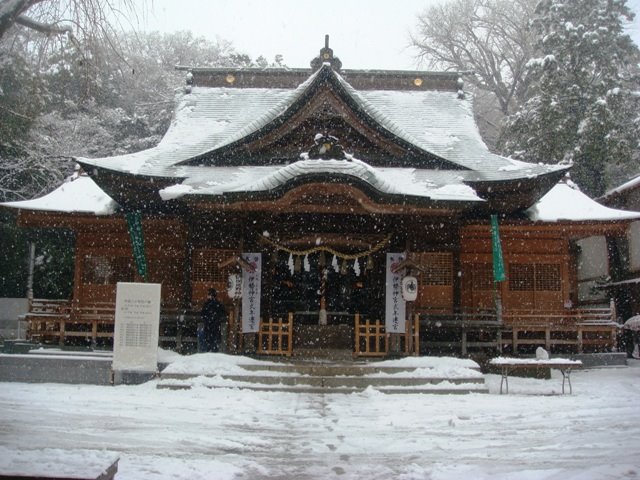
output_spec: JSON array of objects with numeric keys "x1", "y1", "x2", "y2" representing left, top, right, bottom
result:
[
  {"x1": 75, "y1": 64, "x2": 567, "y2": 207},
  {"x1": 167, "y1": 157, "x2": 481, "y2": 202}
]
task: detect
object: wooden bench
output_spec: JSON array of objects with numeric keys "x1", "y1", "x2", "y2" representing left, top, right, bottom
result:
[
  {"x1": 489, "y1": 357, "x2": 583, "y2": 395},
  {"x1": 0, "y1": 450, "x2": 118, "y2": 480}
]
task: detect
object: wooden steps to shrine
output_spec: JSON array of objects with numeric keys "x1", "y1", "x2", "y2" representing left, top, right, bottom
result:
[{"x1": 156, "y1": 357, "x2": 489, "y2": 395}]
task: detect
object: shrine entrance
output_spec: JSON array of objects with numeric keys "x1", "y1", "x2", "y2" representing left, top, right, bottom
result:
[{"x1": 262, "y1": 242, "x2": 387, "y2": 355}]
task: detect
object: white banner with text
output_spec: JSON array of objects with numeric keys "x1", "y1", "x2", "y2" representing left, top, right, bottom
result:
[
  {"x1": 241, "y1": 253, "x2": 262, "y2": 333},
  {"x1": 385, "y1": 253, "x2": 406, "y2": 334}
]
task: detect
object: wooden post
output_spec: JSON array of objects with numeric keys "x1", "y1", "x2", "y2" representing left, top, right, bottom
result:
[
  {"x1": 545, "y1": 327, "x2": 551, "y2": 351},
  {"x1": 26, "y1": 242, "x2": 35, "y2": 302},
  {"x1": 413, "y1": 314, "x2": 420, "y2": 356},
  {"x1": 461, "y1": 329, "x2": 468, "y2": 355},
  {"x1": 577, "y1": 326, "x2": 584, "y2": 353}
]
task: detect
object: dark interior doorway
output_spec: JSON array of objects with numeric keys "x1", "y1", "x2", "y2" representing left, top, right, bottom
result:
[{"x1": 265, "y1": 251, "x2": 384, "y2": 323}]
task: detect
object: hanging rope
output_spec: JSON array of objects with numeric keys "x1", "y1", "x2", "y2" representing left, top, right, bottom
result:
[{"x1": 258, "y1": 233, "x2": 392, "y2": 260}]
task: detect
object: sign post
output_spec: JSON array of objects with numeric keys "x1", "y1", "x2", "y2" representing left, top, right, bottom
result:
[{"x1": 112, "y1": 282, "x2": 161, "y2": 384}]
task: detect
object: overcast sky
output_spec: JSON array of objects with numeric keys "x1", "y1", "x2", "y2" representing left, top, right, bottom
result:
[{"x1": 141, "y1": 0, "x2": 640, "y2": 70}]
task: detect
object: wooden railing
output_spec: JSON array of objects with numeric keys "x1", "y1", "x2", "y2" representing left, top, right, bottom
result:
[
  {"x1": 257, "y1": 314, "x2": 293, "y2": 356},
  {"x1": 419, "y1": 304, "x2": 619, "y2": 354},
  {"x1": 25, "y1": 299, "x2": 115, "y2": 346},
  {"x1": 25, "y1": 299, "x2": 71, "y2": 345},
  {"x1": 502, "y1": 306, "x2": 615, "y2": 327},
  {"x1": 503, "y1": 307, "x2": 617, "y2": 353}
]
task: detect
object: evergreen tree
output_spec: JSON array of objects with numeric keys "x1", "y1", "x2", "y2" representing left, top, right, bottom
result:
[
  {"x1": 0, "y1": 29, "x2": 257, "y2": 298},
  {"x1": 499, "y1": 0, "x2": 640, "y2": 197}
]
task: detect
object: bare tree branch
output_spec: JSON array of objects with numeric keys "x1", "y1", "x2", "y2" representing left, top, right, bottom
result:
[
  {"x1": 14, "y1": 12, "x2": 71, "y2": 35},
  {"x1": 410, "y1": 0, "x2": 537, "y2": 116}
]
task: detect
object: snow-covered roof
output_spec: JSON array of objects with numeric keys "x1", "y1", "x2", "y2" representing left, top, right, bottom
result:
[
  {"x1": 526, "y1": 183, "x2": 640, "y2": 222},
  {"x1": 7, "y1": 174, "x2": 638, "y2": 224},
  {"x1": 77, "y1": 65, "x2": 565, "y2": 187},
  {"x1": 602, "y1": 174, "x2": 640, "y2": 198},
  {"x1": 160, "y1": 158, "x2": 481, "y2": 202},
  {"x1": 1, "y1": 174, "x2": 117, "y2": 215}
]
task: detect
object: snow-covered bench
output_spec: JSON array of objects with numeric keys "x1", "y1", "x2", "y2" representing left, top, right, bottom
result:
[{"x1": 489, "y1": 357, "x2": 583, "y2": 394}]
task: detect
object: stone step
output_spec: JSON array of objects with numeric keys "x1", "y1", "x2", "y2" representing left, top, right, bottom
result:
[
  {"x1": 156, "y1": 359, "x2": 488, "y2": 394},
  {"x1": 237, "y1": 363, "x2": 482, "y2": 376},
  {"x1": 157, "y1": 382, "x2": 488, "y2": 395},
  {"x1": 159, "y1": 372, "x2": 485, "y2": 387}
]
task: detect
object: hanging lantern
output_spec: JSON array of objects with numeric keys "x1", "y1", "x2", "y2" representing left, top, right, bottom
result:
[
  {"x1": 227, "y1": 273, "x2": 243, "y2": 299},
  {"x1": 303, "y1": 254, "x2": 310, "y2": 272},
  {"x1": 353, "y1": 258, "x2": 361, "y2": 277},
  {"x1": 332, "y1": 255, "x2": 339, "y2": 273},
  {"x1": 294, "y1": 255, "x2": 302, "y2": 273},
  {"x1": 401, "y1": 275, "x2": 419, "y2": 302},
  {"x1": 340, "y1": 258, "x2": 348, "y2": 275}
]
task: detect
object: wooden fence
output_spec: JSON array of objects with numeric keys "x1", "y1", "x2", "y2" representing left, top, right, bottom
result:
[
  {"x1": 257, "y1": 314, "x2": 293, "y2": 356},
  {"x1": 353, "y1": 314, "x2": 419, "y2": 357}
]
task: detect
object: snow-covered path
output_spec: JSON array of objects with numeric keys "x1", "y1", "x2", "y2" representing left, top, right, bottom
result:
[{"x1": 1, "y1": 360, "x2": 639, "y2": 479}]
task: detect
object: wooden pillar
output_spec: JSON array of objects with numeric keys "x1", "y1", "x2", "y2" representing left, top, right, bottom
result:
[
  {"x1": 545, "y1": 328, "x2": 551, "y2": 351},
  {"x1": 461, "y1": 329, "x2": 468, "y2": 355},
  {"x1": 577, "y1": 326, "x2": 584, "y2": 353},
  {"x1": 26, "y1": 242, "x2": 35, "y2": 302}
]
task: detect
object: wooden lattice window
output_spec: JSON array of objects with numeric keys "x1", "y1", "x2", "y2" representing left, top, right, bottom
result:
[
  {"x1": 421, "y1": 253, "x2": 453, "y2": 286},
  {"x1": 82, "y1": 255, "x2": 134, "y2": 285},
  {"x1": 148, "y1": 256, "x2": 183, "y2": 285},
  {"x1": 192, "y1": 249, "x2": 235, "y2": 282},
  {"x1": 509, "y1": 263, "x2": 561, "y2": 292},
  {"x1": 509, "y1": 264, "x2": 534, "y2": 291},
  {"x1": 535, "y1": 263, "x2": 561, "y2": 291},
  {"x1": 471, "y1": 263, "x2": 493, "y2": 291}
]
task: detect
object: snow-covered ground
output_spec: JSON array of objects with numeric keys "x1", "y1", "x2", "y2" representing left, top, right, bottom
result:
[{"x1": 1, "y1": 354, "x2": 639, "y2": 480}]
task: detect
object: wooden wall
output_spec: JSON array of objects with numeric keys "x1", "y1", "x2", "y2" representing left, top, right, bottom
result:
[
  {"x1": 67, "y1": 215, "x2": 605, "y2": 319},
  {"x1": 460, "y1": 225, "x2": 572, "y2": 312},
  {"x1": 74, "y1": 218, "x2": 186, "y2": 310}
]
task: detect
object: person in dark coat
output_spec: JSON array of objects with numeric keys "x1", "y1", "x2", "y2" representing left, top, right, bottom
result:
[{"x1": 200, "y1": 288, "x2": 226, "y2": 352}]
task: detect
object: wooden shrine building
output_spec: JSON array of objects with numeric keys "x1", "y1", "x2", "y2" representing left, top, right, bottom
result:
[{"x1": 5, "y1": 39, "x2": 640, "y2": 357}]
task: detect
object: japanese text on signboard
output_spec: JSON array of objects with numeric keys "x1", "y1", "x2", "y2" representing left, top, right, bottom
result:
[
  {"x1": 385, "y1": 253, "x2": 406, "y2": 334},
  {"x1": 241, "y1": 253, "x2": 261, "y2": 333}
]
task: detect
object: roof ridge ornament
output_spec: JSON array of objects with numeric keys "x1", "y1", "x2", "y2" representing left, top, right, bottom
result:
[
  {"x1": 310, "y1": 34, "x2": 342, "y2": 72},
  {"x1": 308, "y1": 133, "x2": 349, "y2": 160}
]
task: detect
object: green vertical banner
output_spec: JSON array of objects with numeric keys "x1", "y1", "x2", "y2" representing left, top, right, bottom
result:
[
  {"x1": 490, "y1": 214, "x2": 506, "y2": 283},
  {"x1": 125, "y1": 212, "x2": 147, "y2": 278}
]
